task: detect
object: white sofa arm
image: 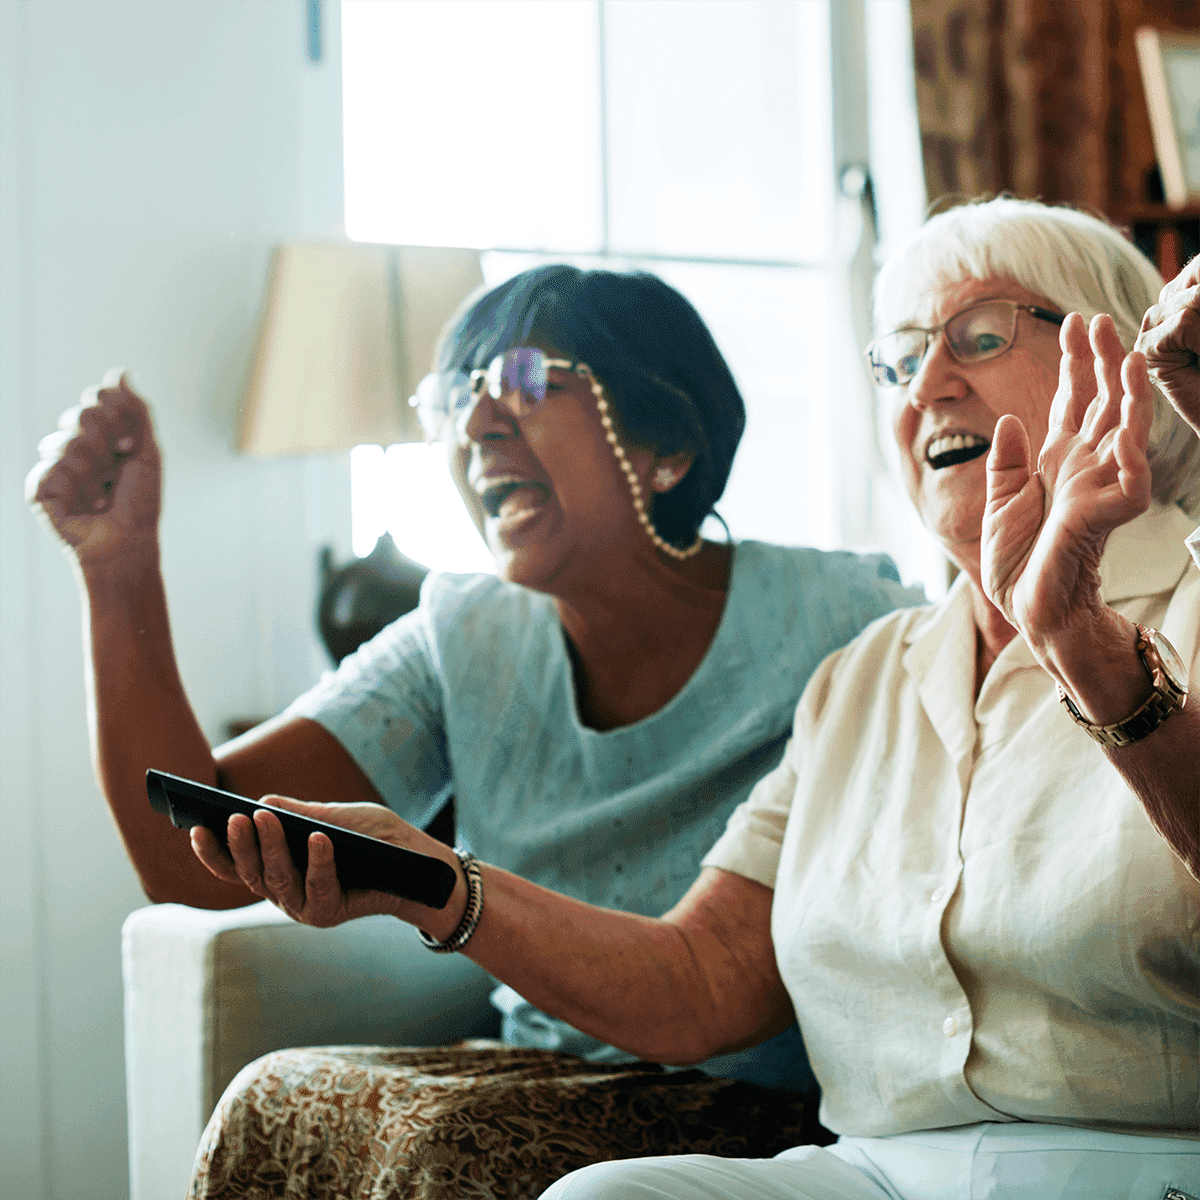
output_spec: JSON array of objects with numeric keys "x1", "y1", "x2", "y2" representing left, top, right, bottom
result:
[{"x1": 122, "y1": 901, "x2": 499, "y2": 1200}]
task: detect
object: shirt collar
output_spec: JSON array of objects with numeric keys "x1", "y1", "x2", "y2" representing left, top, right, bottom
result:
[
  {"x1": 895, "y1": 503, "x2": 1196, "y2": 773},
  {"x1": 900, "y1": 501, "x2": 1196, "y2": 665},
  {"x1": 900, "y1": 576, "x2": 978, "y2": 770}
]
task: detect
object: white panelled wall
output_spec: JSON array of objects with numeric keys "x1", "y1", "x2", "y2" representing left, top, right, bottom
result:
[{"x1": 0, "y1": 2, "x2": 348, "y2": 1197}]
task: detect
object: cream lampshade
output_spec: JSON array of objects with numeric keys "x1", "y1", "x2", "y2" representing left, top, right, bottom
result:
[{"x1": 238, "y1": 241, "x2": 485, "y2": 454}]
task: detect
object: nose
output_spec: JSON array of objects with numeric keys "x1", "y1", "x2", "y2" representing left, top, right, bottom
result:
[
  {"x1": 458, "y1": 385, "x2": 517, "y2": 446},
  {"x1": 903, "y1": 332, "x2": 968, "y2": 412}
]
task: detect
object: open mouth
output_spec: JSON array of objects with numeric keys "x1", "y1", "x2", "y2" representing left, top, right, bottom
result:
[
  {"x1": 478, "y1": 478, "x2": 550, "y2": 520},
  {"x1": 926, "y1": 434, "x2": 990, "y2": 470}
]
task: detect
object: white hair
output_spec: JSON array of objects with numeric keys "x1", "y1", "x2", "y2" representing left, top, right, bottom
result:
[{"x1": 874, "y1": 196, "x2": 1200, "y2": 516}]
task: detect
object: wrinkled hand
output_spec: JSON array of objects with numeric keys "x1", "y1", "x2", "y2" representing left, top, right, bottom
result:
[
  {"x1": 190, "y1": 796, "x2": 422, "y2": 928},
  {"x1": 982, "y1": 313, "x2": 1152, "y2": 648},
  {"x1": 1136, "y1": 255, "x2": 1199, "y2": 436},
  {"x1": 25, "y1": 370, "x2": 162, "y2": 566}
]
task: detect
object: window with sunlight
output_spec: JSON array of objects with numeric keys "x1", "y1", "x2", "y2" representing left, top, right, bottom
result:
[{"x1": 341, "y1": 0, "x2": 877, "y2": 576}]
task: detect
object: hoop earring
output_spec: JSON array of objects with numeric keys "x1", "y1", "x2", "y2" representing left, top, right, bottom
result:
[{"x1": 581, "y1": 367, "x2": 703, "y2": 561}]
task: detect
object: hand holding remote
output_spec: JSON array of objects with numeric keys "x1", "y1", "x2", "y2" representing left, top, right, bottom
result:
[
  {"x1": 193, "y1": 797, "x2": 464, "y2": 933},
  {"x1": 148, "y1": 771, "x2": 462, "y2": 931},
  {"x1": 196, "y1": 800, "x2": 408, "y2": 927}
]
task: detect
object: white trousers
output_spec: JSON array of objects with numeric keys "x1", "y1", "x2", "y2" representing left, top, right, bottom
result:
[{"x1": 540, "y1": 1123, "x2": 1199, "y2": 1200}]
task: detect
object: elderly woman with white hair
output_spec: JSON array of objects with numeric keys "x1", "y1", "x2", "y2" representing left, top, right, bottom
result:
[{"x1": 192, "y1": 198, "x2": 1199, "y2": 1200}]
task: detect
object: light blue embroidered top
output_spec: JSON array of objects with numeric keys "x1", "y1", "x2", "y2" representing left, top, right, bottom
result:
[{"x1": 285, "y1": 540, "x2": 924, "y2": 1091}]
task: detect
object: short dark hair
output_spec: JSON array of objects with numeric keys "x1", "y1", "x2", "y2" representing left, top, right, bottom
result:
[{"x1": 437, "y1": 265, "x2": 746, "y2": 548}]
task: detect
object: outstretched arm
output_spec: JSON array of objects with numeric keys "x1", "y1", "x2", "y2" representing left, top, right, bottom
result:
[
  {"x1": 982, "y1": 314, "x2": 1199, "y2": 878},
  {"x1": 26, "y1": 373, "x2": 386, "y2": 907},
  {"x1": 192, "y1": 798, "x2": 794, "y2": 1065}
]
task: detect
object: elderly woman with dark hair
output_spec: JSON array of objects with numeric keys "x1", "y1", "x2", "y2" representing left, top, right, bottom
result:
[
  {"x1": 27, "y1": 265, "x2": 923, "y2": 1195},
  {"x1": 183, "y1": 200, "x2": 1198, "y2": 1199}
]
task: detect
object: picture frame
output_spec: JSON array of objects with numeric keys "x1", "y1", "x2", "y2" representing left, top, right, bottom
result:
[{"x1": 1135, "y1": 27, "x2": 1200, "y2": 208}]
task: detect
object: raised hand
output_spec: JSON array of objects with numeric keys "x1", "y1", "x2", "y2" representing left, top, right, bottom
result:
[
  {"x1": 982, "y1": 313, "x2": 1153, "y2": 648},
  {"x1": 190, "y1": 796, "x2": 436, "y2": 929},
  {"x1": 25, "y1": 370, "x2": 162, "y2": 567},
  {"x1": 1136, "y1": 256, "x2": 1200, "y2": 436}
]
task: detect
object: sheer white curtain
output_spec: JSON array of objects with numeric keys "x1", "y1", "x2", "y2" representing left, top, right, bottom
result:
[{"x1": 341, "y1": 0, "x2": 936, "y2": 589}]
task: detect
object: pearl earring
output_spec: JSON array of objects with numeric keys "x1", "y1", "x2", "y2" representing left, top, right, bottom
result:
[{"x1": 653, "y1": 467, "x2": 676, "y2": 490}]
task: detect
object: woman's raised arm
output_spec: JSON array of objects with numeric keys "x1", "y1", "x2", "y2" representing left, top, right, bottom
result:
[
  {"x1": 25, "y1": 372, "x2": 385, "y2": 908},
  {"x1": 982, "y1": 315, "x2": 1200, "y2": 879}
]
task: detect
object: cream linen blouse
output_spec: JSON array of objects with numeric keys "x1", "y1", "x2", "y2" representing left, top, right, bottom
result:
[{"x1": 704, "y1": 502, "x2": 1200, "y2": 1139}]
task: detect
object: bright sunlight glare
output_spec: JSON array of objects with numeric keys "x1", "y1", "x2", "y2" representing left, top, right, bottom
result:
[
  {"x1": 342, "y1": 0, "x2": 602, "y2": 250},
  {"x1": 351, "y1": 443, "x2": 495, "y2": 575}
]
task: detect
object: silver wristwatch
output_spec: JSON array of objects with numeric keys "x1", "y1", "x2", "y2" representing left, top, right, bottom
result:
[{"x1": 1057, "y1": 624, "x2": 1189, "y2": 747}]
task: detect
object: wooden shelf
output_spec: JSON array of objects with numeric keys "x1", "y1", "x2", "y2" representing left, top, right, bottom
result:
[
  {"x1": 1109, "y1": 202, "x2": 1200, "y2": 225},
  {"x1": 1108, "y1": 204, "x2": 1199, "y2": 280}
]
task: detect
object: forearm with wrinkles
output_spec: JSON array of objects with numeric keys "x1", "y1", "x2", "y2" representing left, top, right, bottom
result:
[
  {"x1": 1035, "y1": 604, "x2": 1200, "y2": 880},
  {"x1": 1105, "y1": 706, "x2": 1200, "y2": 880},
  {"x1": 449, "y1": 865, "x2": 792, "y2": 1065}
]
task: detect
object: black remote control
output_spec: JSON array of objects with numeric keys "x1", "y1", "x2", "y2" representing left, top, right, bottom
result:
[{"x1": 146, "y1": 769, "x2": 457, "y2": 909}]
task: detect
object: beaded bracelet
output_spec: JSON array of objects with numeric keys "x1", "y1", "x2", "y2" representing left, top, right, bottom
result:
[{"x1": 418, "y1": 848, "x2": 484, "y2": 953}]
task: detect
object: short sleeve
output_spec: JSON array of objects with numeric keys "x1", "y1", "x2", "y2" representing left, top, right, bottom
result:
[
  {"x1": 282, "y1": 597, "x2": 450, "y2": 825},
  {"x1": 701, "y1": 737, "x2": 799, "y2": 888},
  {"x1": 700, "y1": 622, "x2": 858, "y2": 890}
]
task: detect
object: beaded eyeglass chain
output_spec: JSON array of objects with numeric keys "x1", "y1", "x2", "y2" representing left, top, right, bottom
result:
[{"x1": 576, "y1": 363, "x2": 704, "y2": 562}]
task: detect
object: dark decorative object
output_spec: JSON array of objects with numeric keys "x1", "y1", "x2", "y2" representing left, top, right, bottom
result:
[
  {"x1": 221, "y1": 536, "x2": 426, "y2": 746},
  {"x1": 316, "y1": 534, "x2": 455, "y2": 846},
  {"x1": 317, "y1": 532, "x2": 427, "y2": 665}
]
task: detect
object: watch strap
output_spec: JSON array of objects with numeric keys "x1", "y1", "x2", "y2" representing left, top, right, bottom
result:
[{"x1": 1057, "y1": 624, "x2": 1188, "y2": 747}]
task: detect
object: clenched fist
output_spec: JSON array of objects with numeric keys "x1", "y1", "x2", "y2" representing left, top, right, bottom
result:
[{"x1": 25, "y1": 369, "x2": 162, "y2": 567}]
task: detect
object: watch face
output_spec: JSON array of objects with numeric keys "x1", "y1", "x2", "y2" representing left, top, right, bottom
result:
[{"x1": 1144, "y1": 628, "x2": 1189, "y2": 690}]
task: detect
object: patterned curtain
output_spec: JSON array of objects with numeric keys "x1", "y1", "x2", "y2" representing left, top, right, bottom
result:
[
  {"x1": 909, "y1": 0, "x2": 1006, "y2": 205},
  {"x1": 909, "y1": 0, "x2": 1200, "y2": 217}
]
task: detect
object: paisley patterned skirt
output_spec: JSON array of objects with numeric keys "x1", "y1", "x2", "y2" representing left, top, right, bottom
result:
[{"x1": 189, "y1": 1040, "x2": 828, "y2": 1200}]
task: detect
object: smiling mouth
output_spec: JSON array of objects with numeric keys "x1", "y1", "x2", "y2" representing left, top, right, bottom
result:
[
  {"x1": 926, "y1": 434, "x2": 990, "y2": 470},
  {"x1": 478, "y1": 479, "x2": 550, "y2": 519}
]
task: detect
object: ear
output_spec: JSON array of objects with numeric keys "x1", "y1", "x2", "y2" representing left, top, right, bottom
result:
[{"x1": 649, "y1": 449, "x2": 696, "y2": 493}]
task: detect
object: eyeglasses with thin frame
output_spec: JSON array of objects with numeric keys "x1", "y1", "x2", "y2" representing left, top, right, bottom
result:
[
  {"x1": 409, "y1": 347, "x2": 589, "y2": 441},
  {"x1": 865, "y1": 299, "x2": 1066, "y2": 388}
]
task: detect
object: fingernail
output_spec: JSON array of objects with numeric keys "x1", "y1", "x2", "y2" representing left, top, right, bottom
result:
[{"x1": 116, "y1": 435, "x2": 135, "y2": 453}]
